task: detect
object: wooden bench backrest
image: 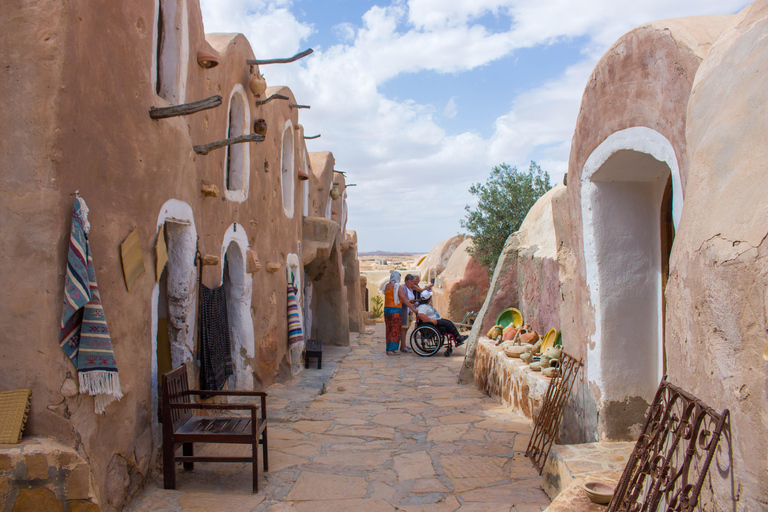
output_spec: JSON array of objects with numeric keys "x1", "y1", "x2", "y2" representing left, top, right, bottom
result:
[{"x1": 161, "y1": 365, "x2": 193, "y2": 430}]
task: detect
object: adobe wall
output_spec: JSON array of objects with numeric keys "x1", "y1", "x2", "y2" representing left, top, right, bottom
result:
[
  {"x1": 0, "y1": 0, "x2": 341, "y2": 509},
  {"x1": 558, "y1": 15, "x2": 731, "y2": 442},
  {"x1": 431, "y1": 239, "x2": 490, "y2": 322},
  {"x1": 664, "y1": 3, "x2": 768, "y2": 507},
  {"x1": 418, "y1": 235, "x2": 466, "y2": 285}
]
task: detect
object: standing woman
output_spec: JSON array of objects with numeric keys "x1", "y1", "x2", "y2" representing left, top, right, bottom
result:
[{"x1": 383, "y1": 271, "x2": 418, "y2": 355}]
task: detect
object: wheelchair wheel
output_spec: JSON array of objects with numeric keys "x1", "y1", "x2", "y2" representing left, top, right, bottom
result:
[{"x1": 410, "y1": 324, "x2": 444, "y2": 357}]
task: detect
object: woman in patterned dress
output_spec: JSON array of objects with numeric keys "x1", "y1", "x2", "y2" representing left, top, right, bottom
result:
[{"x1": 383, "y1": 271, "x2": 418, "y2": 355}]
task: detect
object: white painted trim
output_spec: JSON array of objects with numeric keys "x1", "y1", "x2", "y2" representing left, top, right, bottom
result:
[
  {"x1": 581, "y1": 127, "x2": 679, "y2": 403},
  {"x1": 220, "y1": 223, "x2": 255, "y2": 390},
  {"x1": 281, "y1": 120, "x2": 295, "y2": 218},
  {"x1": 223, "y1": 84, "x2": 251, "y2": 203},
  {"x1": 150, "y1": 199, "x2": 197, "y2": 437}
]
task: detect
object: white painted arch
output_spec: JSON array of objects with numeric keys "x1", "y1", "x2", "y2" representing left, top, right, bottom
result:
[
  {"x1": 220, "y1": 223, "x2": 255, "y2": 390},
  {"x1": 224, "y1": 85, "x2": 251, "y2": 202},
  {"x1": 581, "y1": 127, "x2": 683, "y2": 408},
  {"x1": 281, "y1": 120, "x2": 295, "y2": 218},
  {"x1": 151, "y1": 199, "x2": 197, "y2": 436}
]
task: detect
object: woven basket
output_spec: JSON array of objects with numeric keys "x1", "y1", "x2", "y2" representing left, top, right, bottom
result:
[{"x1": 0, "y1": 389, "x2": 31, "y2": 444}]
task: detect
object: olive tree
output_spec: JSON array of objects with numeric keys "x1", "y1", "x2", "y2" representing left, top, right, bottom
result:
[{"x1": 460, "y1": 161, "x2": 551, "y2": 275}]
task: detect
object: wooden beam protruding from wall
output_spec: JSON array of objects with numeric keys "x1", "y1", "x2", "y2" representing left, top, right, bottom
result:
[
  {"x1": 246, "y1": 49, "x2": 313, "y2": 66},
  {"x1": 149, "y1": 95, "x2": 222, "y2": 119},
  {"x1": 193, "y1": 134, "x2": 265, "y2": 155}
]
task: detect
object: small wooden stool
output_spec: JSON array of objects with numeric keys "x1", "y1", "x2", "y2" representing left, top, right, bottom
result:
[{"x1": 305, "y1": 339, "x2": 323, "y2": 369}]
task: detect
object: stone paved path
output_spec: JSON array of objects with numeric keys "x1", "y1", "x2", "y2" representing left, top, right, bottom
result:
[{"x1": 125, "y1": 324, "x2": 550, "y2": 512}]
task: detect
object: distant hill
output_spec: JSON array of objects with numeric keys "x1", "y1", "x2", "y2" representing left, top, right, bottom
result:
[{"x1": 359, "y1": 251, "x2": 424, "y2": 256}]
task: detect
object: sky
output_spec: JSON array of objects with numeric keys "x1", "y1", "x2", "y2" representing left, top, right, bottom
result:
[{"x1": 200, "y1": 0, "x2": 749, "y2": 253}]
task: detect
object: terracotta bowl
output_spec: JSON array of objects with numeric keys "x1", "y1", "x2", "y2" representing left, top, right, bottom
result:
[{"x1": 583, "y1": 480, "x2": 615, "y2": 504}]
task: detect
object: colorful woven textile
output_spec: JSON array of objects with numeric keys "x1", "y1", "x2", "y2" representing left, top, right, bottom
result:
[
  {"x1": 59, "y1": 198, "x2": 122, "y2": 414},
  {"x1": 287, "y1": 283, "x2": 304, "y2": 348},
  {"x1": 198, "y1": 284, "x2": 233, "y2": 391}
]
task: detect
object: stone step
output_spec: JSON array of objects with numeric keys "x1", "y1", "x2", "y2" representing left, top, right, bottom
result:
[{"x1": 541, "y1": 441, "x2": 633, "y2": 501}]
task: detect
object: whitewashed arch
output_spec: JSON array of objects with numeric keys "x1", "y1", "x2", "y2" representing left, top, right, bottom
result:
[
  {"x1": 581, "y1": 127, "x2": 682, "y2": 410},
  {"x1": 224, "y1": 85, "x2": 251, "y2": 202},
  {"x1": 153, "y1": 0, "x2": 188, "y2": 104},
  {"x1": 220, "y1": 223, "x2": 255, "y2": 390},
  {"x1": 150, "y1": 199, "x2": 197, "y2": 437},
  {"x1": 281, "y1": 120, "x2": 295, "y2": 218}
]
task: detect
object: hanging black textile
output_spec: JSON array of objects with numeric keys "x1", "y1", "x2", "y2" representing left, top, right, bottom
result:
[{"x1": 198, "y1": 282, "x2": 233, "y2": 391}]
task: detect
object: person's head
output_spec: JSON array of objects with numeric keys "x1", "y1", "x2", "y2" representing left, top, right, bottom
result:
[
  {"x1": 389, "y1": 270, "x2": 401, "y2": 284},
  {"x1": 419, "y1": 289, "x2": 433, "y2": 303},
  {"x1": 404, "y1": 274, "x2": 415, "y2": 287},
  {"x1": 413, "y1": 275, "x2": 421, "y2": 286}
]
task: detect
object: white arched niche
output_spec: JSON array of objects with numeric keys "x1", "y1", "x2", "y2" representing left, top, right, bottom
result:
[
  {"x1": 281, "y1": 120, "x2": 295, "y2": 218},
  {"x1": 153, "y1": 0, "x2": 188, "y2": 104},
  {"x1": 224, "y1": 85, "x2": 251, "y2": 202},
  {"x1": 220, "y1": 224, "x2": 255, "y2": 390},
  {"x1": 581, "y1": 127, "x2": 683, "y2": 413},
  {"x1": 151, "y1": 199, "x2": 197, "y2": 437}
]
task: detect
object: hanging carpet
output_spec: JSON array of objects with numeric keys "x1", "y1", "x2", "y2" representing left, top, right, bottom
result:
[
  {"x1": 59, "y1": 198, "x2": 123, "y2": 414},
  {"x1": 198, "y1": 283, "x2": 233, "y2": 390}
]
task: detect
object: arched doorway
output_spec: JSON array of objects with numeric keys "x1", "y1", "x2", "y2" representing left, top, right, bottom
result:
[
  {"x1": 221, "y1": 224, "x2": 254, "y2": 390},
  {"x1": 152, "y1": 200, "x2": 197, "y2": 437},
  {"x1": 581, "y1": 127, "x2": 682, "y2": 440}
]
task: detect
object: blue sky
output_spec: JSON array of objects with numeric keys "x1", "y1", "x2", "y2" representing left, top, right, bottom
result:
[{"x1": 201, "y1": 0, "x2": 750, "y2": 253}]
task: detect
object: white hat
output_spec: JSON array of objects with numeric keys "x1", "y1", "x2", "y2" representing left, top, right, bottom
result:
[{"x1": 420, "y1": 290, "x2": 433, "y2": 301}]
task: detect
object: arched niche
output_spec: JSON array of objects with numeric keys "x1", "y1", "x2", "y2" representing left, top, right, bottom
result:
[
  {"x1": 220, "y1": 224, "x2": 254, "y2": 389},
  {"x1": 302, "y1": 150, "x2": 310, "y2": 217},
  {"x1": 224, "y1": 85, "x2": 251, "y2": 202},
  {"x1": 281, "y1": 120, "x2": 295, "y2": 218},
  {"x1": 580, "y1": 127, "x2": 683, "y2": 439},
  {"x1": 153, "y1": 0, "x2": 188, "y2": 104},
  {"x1": 151, "y1": 199, "x2": 197, "y2": 438}
]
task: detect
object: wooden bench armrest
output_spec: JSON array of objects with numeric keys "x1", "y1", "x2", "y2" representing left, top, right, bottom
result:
[
  {"x1": 185, "y1": 390, "x2": 267, "y2": 397},
  {"x1": 168, "y1": 402, "x2": 259, "y2": 411}
]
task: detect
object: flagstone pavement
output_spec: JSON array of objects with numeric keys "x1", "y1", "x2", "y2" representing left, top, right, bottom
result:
[{"x1": 125, "y1": 324, "x2": 551, "y2": 512}]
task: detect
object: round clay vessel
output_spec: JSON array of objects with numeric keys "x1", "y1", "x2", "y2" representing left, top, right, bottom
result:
[
  {"x1": 487, "y1": 325, "x2": 503, "y2": 340},
  {"x1": 504, "y1": 345, "x2": 529, "y2": 358},
  {"x1": 544, "y1": 346, "x2": 561, "y2": 360},
  {"x1": 529, "y1": 361, "x2": 544, "y2": 371},
  {"x1": 249, "y1": 75, "x2": 267, "y2": 96},
  {"x1": 521, "y1": 351, "x2": 534, "y2": 364},
  {"x1": 542, "y1": 367, "x2": 560, "y2": 378},
  {"x1": 502, "y1": 324, "x2": 519, "y2": 341},
  {"x1": 520, "y1": 331, "x2": 539, "y2": 345},
  {"x1": 583, "y1": 480, "x2": 615, "y2": 504}
]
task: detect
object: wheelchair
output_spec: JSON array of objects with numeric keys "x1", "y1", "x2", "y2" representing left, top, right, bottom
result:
[{"x1": 409, "y1": 322, "x2": 458, "y2": 357}]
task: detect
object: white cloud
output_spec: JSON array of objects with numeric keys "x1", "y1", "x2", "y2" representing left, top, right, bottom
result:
[{"x1": 199, "y1": 0, "x2": 750, "y2": 251}]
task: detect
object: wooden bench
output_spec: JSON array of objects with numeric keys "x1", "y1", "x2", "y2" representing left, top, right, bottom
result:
[
  {"x1": 304, "y1": 339, "x2": 323, "y2": 369},
  {"x1": 161, "y1": 366, "x2": 268, "y2": 492}
]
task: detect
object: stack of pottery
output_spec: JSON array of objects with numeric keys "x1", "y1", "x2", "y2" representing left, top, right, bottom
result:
[
  {"x1": 530, "y1": 346, "x2": 562, "y2": 376},
  {"x1": 487, "y1": 325, "x2": 503, "y2": 343}
]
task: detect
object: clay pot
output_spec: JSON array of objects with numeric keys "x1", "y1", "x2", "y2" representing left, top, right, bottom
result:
[
  {"x1": 544, "y1": 347, "x2": 561, "y2": 361},
  {"x1": 330, "y1": 186, "x2": 341, "y2": 200},
  {"x1": 298, "y1": 169, "x2": 309, "y2": 180},
  {"x1": 542, "y1": 366, "x2": 560, "y2": 378},
  {"x1": 520, "y1": 331, "x2": 539, "y2": 345},
  {"x1": 253, "y1": 118, "x2": 267, "y2": 135},
  {"x1": 504, "y1": 345, "x2": 530, "y2": 358},
  {"x1": 502, "y1": 324, "x2": 519, "y2": 342},
  {"x1": 487, "y1": 325, "x2": 503, "y2": 340},
  {"x1": 249, "y1": 74, "x2": 267, "y2": 96},
  {"x1": 529, "y1": 361, "x2": 545, "y2": 372},
  {"x1": 521, "y1": 351, "x2": 534, "y2": 364}
]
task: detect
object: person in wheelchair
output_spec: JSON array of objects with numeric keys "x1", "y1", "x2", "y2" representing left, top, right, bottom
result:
[{"x1": 416, "y1": 290, "x2": 468, "y2": 346}]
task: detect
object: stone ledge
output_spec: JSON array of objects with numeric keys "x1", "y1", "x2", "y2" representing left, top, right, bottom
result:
[
  {"x1": 542, "y1": 441, "x2": 632, "y2": 501},
  {"x1": 473, "y1": 337, "x2": 551, "y2": 418},
  {"x1": 0, "y1": 436, "x2": 97, "y2": 511}
]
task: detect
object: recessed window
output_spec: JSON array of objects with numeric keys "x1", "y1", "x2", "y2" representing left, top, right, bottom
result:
[
  {"x1": 224, "y1": 85, "x2": 250, "y2": 202},
  {"x1": 154, "y1": 0, "x2": 188, "y2": 103},
  {"x1": 281, "y1": 121, "x2": 295, "y2": 218}
]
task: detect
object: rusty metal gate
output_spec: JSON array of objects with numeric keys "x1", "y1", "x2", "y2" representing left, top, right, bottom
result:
[
  {"x1": 608, "y1": 378, "x2": 729, "y2": 512},
  {"x1": 525, "y1": 350, "x2": 583, "y2": 473}
]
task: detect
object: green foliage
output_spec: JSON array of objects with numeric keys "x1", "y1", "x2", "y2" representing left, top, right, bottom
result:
[
  {"x1": 370, "y1": 295, "x2": 384, "y2": 318},
  {"x1": 461, "y1": 161, "x2": 551, "y2": 276}
]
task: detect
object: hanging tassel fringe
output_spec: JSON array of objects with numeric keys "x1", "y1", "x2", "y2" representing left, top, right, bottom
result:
[{"x1": 79, "y1": 371, "x2": 123, "y2": 414}]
